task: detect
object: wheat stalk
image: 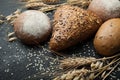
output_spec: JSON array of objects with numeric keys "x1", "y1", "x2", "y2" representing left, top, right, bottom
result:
[
  {"x1": 23, "y1": 0, "x2": 92, "y2": 11},
  {"x1": 53, "y1": 54, "x2": 120, "y2": 80},
  {"x1": 91, "y1": 58, "x2": 119, "y2": 79},
  {"x1": 60, "y1": 54, "x2": 120, "y2": 69},
  {"x1": 102, "y1": 58, "x2": 120, "y2": 80},
  {"x1": 96, "y1": 53, "x2": 120, "y2": 61}
]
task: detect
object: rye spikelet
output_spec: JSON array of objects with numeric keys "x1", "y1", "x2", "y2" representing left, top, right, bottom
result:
[{"x1": 60, "y1": 57, "x2": 96, "y2": 69}]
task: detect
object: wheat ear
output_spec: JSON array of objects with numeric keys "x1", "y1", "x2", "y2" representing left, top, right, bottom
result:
[
  {"x1": 53, "y1": 68, "x2": 90, "y2": 80},
  {"x1": 60, "y1": 57, "x2": 96, "y2": 69}
]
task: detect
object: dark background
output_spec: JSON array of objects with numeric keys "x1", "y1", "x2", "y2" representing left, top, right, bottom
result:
[{"x1": 0, "y1": 0, "x2": 120, "y2": 80}]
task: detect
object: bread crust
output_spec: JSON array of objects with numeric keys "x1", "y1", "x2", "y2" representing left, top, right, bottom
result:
[
  {"x1": 49, "y1": 5, "x2": 102, "y2": 51},
  {"x1": 88, "y1": 0, "x2": 120, "y2": 21},
  {"x1": 14, "y1": 10, "x2": 51, "y2": 45}
]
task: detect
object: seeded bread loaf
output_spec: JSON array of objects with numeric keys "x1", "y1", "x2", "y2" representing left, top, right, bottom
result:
[{"x1": 49, "y1": 5, "x2": 102, "y2": 51}]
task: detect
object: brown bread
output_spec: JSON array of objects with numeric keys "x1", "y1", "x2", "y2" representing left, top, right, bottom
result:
[{"x1": 49, "y1": 5, "x2": 102, "y2": 51}]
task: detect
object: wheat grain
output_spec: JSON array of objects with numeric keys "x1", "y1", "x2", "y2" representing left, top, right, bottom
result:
[
  {"x1": 94, "y1": 58, "x2": 120, "y2": 79},
  {"x1": 92, "y1": 61, "x2": 103, "y2": 70},
  {"x1": 8, "y1": 32, "x2": 15, "y2": 38},
  {"x1": 8, "y1": 37, "x2": 17, "y2": 42},
  {"x1": 88, "y1": 73, "x2": 94, "y2": 80},
  {"x1": 102, "y1": 59, "x2": 120, "y2": 80},
  {"x1": 101, "y1": 71, "x2": 106, "y2": 78}
]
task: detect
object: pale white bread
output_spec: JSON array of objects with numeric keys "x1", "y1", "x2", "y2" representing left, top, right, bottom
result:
[{"x1": 14, "y1": 10, "x2": 51, "y2": 45}]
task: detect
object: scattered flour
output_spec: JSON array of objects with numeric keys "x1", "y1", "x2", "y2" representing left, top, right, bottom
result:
[
  {"x1": 22, "y1": 10, "x2": 51, "y2": 37},
  {"x1": 100, "y1": 0, "x2": 120, "y2": 11}
]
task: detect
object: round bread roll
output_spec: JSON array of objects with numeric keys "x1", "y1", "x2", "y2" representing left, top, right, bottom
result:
[
  {"x1": 94, "y1": 18, "x2": 120, "y2": 56},
  {"x1": 49, "y1": 5, "x2": 102, "y2": 51},
  {"x1": 88, "y1": 0, "x2": 120, "y2": 21},
  {"x1": 14, "y1": 10, "x2": 51, "y2": 45}
]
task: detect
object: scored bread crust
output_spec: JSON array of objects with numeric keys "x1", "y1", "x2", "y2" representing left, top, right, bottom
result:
[{"x1": 49, "y1": 5, "x2": 102, "y2": 51}]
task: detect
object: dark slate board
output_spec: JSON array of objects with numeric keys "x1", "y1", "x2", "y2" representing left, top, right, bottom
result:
[{"x1": 0, "y1": 0, "x2": 120, "y2": 80}]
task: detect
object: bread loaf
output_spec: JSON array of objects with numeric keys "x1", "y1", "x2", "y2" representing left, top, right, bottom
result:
[
  {"x1": 14, "y1": 10, "x2": 51, "y2": 45},
  {"x1": 88, "y1": 0, "x2": 120, "y2": 21},
  {"x1": 49, "y1": 5, "x2": 102, "y2": 51}
]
